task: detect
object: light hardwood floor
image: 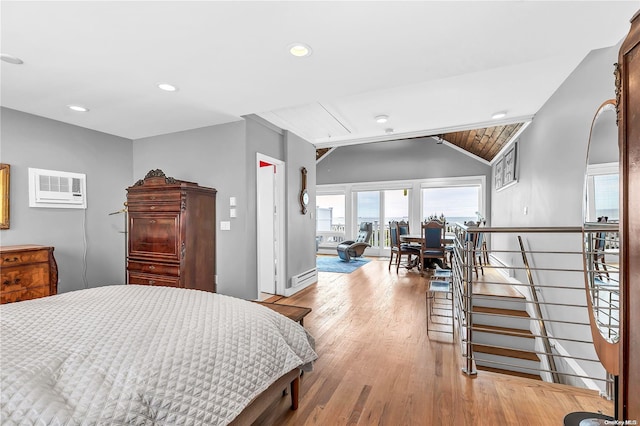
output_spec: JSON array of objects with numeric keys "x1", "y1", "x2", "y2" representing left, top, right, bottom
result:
[{"x1": 255, "y1": 258, "x2": 613, "y2": 425}]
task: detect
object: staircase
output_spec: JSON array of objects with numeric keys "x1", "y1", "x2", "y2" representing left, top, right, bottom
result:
[{"x1": 469, "y1": 284, "x2": 542, "y2": 380}]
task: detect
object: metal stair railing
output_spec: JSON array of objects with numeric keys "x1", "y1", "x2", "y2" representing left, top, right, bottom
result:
[{"x1": 451, "y1": 225, "x2": 618, "y2": 397}]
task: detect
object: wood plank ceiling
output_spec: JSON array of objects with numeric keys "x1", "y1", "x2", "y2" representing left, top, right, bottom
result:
[{"x1": 316, "y1": 123, "x2": 524, "y2": 162}]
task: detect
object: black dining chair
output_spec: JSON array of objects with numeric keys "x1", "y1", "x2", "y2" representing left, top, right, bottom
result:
[
  {"x1": 419, "y1": 220, "x2": 447, "y2": 275},
  {"x1": 389, "y1": 221, "x2": 420, "y2": 273}
]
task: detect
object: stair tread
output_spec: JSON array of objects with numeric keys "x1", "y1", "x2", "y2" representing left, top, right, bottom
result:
[
  {"x1": 472, "y1": 306, "x2": 530, "y2": 318},
  {"x1": 476, "y1": 365, "x2": 542, "y2": 381},
  {"x1": 472, "y1": 324, "x2": 534, "y2": 338},
  {"x1": 473, "y1": 344, "x2": 540, "y2": 361}
]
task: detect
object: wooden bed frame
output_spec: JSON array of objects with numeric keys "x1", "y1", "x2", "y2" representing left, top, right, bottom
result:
[{"x1": 229, "y1": 368, "x2": 301, "y2": 425}]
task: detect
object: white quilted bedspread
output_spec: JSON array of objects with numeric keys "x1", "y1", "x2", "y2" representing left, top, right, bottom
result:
[{"x1": 0, "y1": 285, "x2": 317, "y2": 425}]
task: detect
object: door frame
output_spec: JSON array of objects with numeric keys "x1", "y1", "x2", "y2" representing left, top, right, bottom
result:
[{"x1": 256, "y1": 153, "x2": 286, "y2": 296}]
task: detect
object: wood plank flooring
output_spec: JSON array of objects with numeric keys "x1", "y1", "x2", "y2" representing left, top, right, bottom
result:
[{"x1": 255, "y1": 258, "x2": 612, "y2": 425}]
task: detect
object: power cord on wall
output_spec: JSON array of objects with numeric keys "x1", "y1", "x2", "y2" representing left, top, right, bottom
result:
[{"x1": 82, "y1": 207, "x2": 89, "y2": 289}]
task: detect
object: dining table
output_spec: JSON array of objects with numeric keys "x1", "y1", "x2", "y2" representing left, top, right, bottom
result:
[
  {"x1": 400, "y1": 233, "x2": 456, "y2": 270},
  {"x1": 400, "y1": 233, "x2": 456, "y2": 245}
]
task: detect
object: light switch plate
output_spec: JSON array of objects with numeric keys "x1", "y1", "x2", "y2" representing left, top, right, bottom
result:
[{"x1": 220, "y1": 221, "x2": 231, "y2": 231}]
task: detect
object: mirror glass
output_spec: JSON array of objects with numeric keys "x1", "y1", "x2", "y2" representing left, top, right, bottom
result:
[{"x1": 583, "y1": 100, "x2": 619, "y2": 344}]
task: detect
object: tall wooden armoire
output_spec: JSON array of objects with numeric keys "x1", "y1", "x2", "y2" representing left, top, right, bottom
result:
[
  {"x1": 618, "y1": 9, "x2": 640, "y2": 421},
  {"x1": 126, "y1": 169, "x2": 217, "y2": 293}
]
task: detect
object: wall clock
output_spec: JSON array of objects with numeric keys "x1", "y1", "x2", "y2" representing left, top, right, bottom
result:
[{"x1": 299, "y1": 167, "x2": 308, "y2": 214}]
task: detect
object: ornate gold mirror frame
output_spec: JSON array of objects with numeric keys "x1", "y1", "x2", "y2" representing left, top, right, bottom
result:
[{"x1": 0, "y1": 164, "x2": 10, "y2": 229}]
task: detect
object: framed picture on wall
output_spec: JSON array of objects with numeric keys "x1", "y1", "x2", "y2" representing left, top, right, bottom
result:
[
  {"x1": 502, "y1": 143, "x2": 517, "y2": 187},
  {"x1": 494, "y1": 158, "x2": 504, "y2": 189}
]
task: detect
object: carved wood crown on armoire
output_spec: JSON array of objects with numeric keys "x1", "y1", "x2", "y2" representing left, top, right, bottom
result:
[{"x1": 126, "y1": 169, "x2": 217, "y2": 293}]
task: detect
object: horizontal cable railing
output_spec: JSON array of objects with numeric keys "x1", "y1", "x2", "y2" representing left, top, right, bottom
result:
[{"x1": 450, "y1": 225, "x2": 618, "y2": 396}]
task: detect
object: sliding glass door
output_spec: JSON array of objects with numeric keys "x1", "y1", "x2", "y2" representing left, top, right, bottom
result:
[
  {"x1": 316, "y1": 176, "x2": 485, "y2": 256},
  {"x1": 316, "y1": 193, "x2": 346, "y2": 249},
  {"x1": 354, "y1": 189, "x2": 410, "y2": 254}
]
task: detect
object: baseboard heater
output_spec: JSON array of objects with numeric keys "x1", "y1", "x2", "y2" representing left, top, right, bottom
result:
[{"x1": 291, "y1": 267, "x2": 317, "y2": 288}]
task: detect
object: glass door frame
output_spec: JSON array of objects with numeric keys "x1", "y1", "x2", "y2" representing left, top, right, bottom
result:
[{"x1": 316, "y1": 176, "x2": 487, "y2": 257}]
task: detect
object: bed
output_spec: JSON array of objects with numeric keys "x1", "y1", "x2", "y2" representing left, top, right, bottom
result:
[{"x1": 0, "y1": 285, "x2": 318, "y2": 425}]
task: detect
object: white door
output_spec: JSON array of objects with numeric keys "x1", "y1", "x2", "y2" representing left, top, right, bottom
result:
[{"x1": 256, "y1": 154, "x2": 285, "y2": 295}]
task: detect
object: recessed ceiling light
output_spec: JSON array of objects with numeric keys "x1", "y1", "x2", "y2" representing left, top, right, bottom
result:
[
  {"x1": 67, "y1": 105, "x2": 89, "y2": 112},
  {"x1": 375, "y1": 115, "x2": 389, "y2": 124},
  {"x1": 0, "y1": 54, "x2": 24, "y2": 65},
  {"x1": 491, "y1": 111, "x2": 507, "y2": 119},
  {"x1": 157, "y1": 83, "x2": 178, "y2": 92},
  {"x1": 288, "y1": 43, "x2": 312, "y2": 57}
]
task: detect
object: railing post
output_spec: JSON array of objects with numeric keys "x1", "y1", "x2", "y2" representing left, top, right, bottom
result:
[
  {"x1": 462, "y1": 238, "x2": 477, "y2": 376},
  {"x1": 517, "y1": 236, "x2": 560, "y2": 383}
]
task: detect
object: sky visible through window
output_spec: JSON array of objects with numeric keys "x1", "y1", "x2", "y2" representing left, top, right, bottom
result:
[
  {"x1": 317, "y1": 186, "x2": 480, "y2": 229},
  {"x1": 423, "y1": 186, "x2": 479, "y2": 223}
]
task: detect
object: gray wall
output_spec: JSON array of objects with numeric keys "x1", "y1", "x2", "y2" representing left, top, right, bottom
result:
[
  {"x1": 245, "y1": 118, "x2": 317, "y2": 290},
  {"x1": 317, "y1": 137, "x2": 492, "y2": 185},
  {"x1": 1, "y1": 108, "x2": 317, "y2": 301},
  {"x1": 245, "y1": 116, "x2": 285, "y2": 297},
  {"x1": 0, "y1": 107, "x2": 132, "y2": 293},
  {"x1": 132, "y1": 121, "x2": 251, "y2": 298},
  {"x1": 284, "y1": 131, "x2": 317, "y2": 287},
  {"x1": 133, "y1": 118, "x2": 317, "y2": 299},
  {"x1": 491, "y1": 44, "x2": 620, "y2": 387},
  {"x1": 492, "y1": 45, "x2": 619, "y2": 228}
]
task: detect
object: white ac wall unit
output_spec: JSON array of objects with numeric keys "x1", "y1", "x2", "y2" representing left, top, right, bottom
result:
[{"x1": 28, "y1": 168, "x2": 87, "y2": 209}]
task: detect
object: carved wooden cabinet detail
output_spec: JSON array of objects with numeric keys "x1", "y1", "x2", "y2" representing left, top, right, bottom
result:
[
  {"x1": 0, "y1": 245, "x2": 58, "y2": 304},
  {"x1": 618, "y1": 9, "x2": 640, "y2": 420},
  {"x1": 126, "y1": 170, "x2": 217, "y2": 293}
]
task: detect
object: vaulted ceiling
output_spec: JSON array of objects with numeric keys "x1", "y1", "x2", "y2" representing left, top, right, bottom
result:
[{"x1": 2, "y1": 2, "x2": 637, "y2": 162}]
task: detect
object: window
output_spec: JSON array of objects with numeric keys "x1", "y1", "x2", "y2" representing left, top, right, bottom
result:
[
  {"x1": 586, "y1": 163, "x2": 619, "y2": 222},
  {"x1": 316, "y1": 176, "x2": 485, "y2": 255},
  {"x1": 422, "y1": 185, "x2": 480, "y2": 225},
  {"x1": 593, "y1": 174, "x2": 619, "y2": 221},
  {"x1": 383, "y1": 189, "x2": 410, "y2": 248},
  {"x1": 355, "y1": 189, "x2": 410, "y2": 251},
  {"x1": 356, "y1": 191, "x2": 381, "y2": 248},
  {"x1": 316, "y1": 193, "x2": 346, "y2": 247}
]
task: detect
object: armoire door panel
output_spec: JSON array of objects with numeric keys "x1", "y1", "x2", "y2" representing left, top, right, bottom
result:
[{"x1": 129, "y1": 213, "x2": 181, "y2": 260}]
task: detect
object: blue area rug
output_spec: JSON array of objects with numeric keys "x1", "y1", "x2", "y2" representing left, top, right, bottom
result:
[{"x1": 316, "y1": 256, "x2": 371, "y2": 273}]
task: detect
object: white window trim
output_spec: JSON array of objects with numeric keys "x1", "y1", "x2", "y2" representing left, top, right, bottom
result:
[{"x1": 316, "y1": 176, "x2": 487, "y2": 257}]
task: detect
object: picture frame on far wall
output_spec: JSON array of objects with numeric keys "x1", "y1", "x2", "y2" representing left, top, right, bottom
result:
[
  {"x1": 494, "y1": 158, "x2": 504, "y2": 189},
  {"x1": 503, "y1": 143, "x2": 517, "y2": 186},
  {"x1": 495, "y1": 142, "x2": 518, "y2": 191}
]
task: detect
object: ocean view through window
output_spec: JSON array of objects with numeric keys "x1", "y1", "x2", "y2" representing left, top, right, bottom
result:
[{"x1": 422, "y1": 186, "x2": 480, "y2": 225}]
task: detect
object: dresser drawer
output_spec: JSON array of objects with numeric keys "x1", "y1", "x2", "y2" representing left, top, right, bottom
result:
[
  {"x1": 127, "y1": 202, "x2": 182, "y2": 212},
  {"x1": 1, "y1": 286, "x2": 51, "y2": 304},
  {"x1": 127, "y1": 192, "x2": 182, "y2": 204},
  {"x1": 1, "y1": 263, "x2": 50, "y2": 291},
  {"x1": 128, "y1": 272, "x2": 180, "y2": 288},
  {"x1": 0, "y1": 249, "x2": 49, "y2": 267},
  {"x1": 127, "y1": 260, "x2": 179, "y2": 276}
]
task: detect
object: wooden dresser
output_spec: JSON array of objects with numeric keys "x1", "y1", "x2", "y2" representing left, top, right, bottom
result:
[
  {"x1": 0, "y1": 245, "x2": 58, "y2": 304},
  {"x1": 126, "y1": 169, "x2": 217, "y2": 293}
]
